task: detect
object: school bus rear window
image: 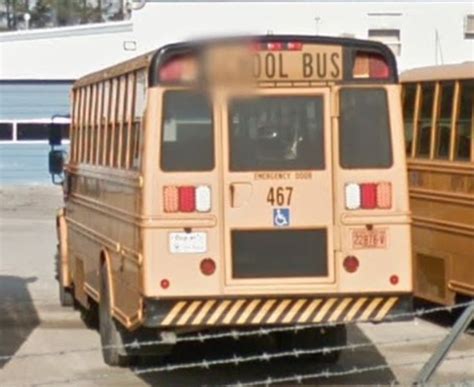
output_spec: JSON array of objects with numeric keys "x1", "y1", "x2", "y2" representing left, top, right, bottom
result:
[
  {"x1": 161, "y1": 91, "x2": 214, "y2": 171},
  {"x1": 340, "y1": 88, "x2": 392, "y2": 169},
  {"x1": 229, "y1": 96, "x2": 325, "y2": 171}
]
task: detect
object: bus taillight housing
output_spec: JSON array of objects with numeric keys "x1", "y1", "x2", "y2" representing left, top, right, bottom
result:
[
  {"x1": 345, "y1": 182, "x2": 392, "y2": 210},
  {"x1": 353, "y1": 52, "x2": 390, "y2": 79},
  {"x1": 164, "y1": 185, "x2": 212, "y2": 213}
]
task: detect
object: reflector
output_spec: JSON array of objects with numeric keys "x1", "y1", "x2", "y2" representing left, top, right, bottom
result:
[
  {"x1": 343, "y1": 255, "x2": 359, "y2": 273},
  {"x1": 200, "y1": 258, "x2": 216, "y2": 276}
]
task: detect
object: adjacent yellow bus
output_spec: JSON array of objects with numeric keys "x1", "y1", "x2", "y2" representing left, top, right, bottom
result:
[
  {"x1": 51, "y1": 35, "x2": 413, "y2": 366},
  {"x1": 401, "y1": 62, "x2": 474, "y2": 306}
]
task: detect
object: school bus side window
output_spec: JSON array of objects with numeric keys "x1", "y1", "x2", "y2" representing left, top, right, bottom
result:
[
  {"x1": 132, "y1": 70, "x2": 146, "y2": 170},
  {"x1": 416, "y1": 82, "x2": 435, "y2": 158},
  {"x1": 339, "y1": 88, "x2": 392, "y2": 169},
  {"x1": 402, "y1": 83, "x2": 416, "y2": 156},
  {"x1": 455, "y1": 81, "x2": 473, "y2": 161},
  {"x1": 161, "y1": 90, "x2": 214, "y2": 172},
  {"x1": 435, "y1": 82, "x2": 455, "y2": 159}
]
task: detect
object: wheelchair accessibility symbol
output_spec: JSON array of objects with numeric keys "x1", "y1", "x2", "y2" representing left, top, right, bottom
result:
[{"x1": 273, "y1": 208, "x2": 290, "y2": 227}]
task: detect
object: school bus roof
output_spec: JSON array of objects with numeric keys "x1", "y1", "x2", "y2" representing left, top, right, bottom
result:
[
  {"x1": 400, "y1": 62, "x2": 474, "y2": 83},
  {"x1": 74, "y1": 35, "x2": 398, "y2": 88}
]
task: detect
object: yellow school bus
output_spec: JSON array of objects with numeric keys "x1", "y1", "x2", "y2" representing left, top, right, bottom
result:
[
  {"x1": 52, "y1": 35, "x2": 413, "y2": 366},
  {"x1": 401, "y1": 63, "x2": 474, "y2": 306}
]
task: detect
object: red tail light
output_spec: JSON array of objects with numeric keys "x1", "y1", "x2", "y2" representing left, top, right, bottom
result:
[
  {"x1": 179, "y1": 186, "x2": 196, "y2": 212},
  {"x1": 361, "y1": 183, "x2": 377, "y2": 209}
]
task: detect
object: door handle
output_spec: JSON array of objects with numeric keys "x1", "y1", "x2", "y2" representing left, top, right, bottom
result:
[{"x1": 229, "y1": 183, "x2": 252, "y2": 208}]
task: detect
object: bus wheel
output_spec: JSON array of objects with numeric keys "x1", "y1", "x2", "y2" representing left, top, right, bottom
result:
[
  {"x1": 99, "y1": 264, "x2": 133, "y2": 367},
  {"x1": 276, "y1": 325, "x2": 347, "y2": 364},
  {"x1": 55, "y1": 252, "x2": 73, "y2": 307},
  {"x1": 318, "y1": 325, "x2": 347, "y2": 363}
]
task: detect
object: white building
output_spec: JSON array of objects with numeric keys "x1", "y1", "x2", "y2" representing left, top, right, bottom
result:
[{"x1": 0, "y1": 0, "x2": 473, "y2": 183}]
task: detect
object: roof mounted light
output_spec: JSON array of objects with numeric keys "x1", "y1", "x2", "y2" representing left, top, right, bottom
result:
[
  {"x1": 159, "y1": 55, "x2": 197, "y2": 83},
  {"x1": 251, "y1": 41, "x2": 303, "y2": 51},
  {"x1": 353, "y1": 51, "x2": 390, "y2": 79}
]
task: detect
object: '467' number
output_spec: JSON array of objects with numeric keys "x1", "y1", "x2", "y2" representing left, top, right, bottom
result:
[{"x1": 267, "y1": 187, "x2": 293, "y2": 206}]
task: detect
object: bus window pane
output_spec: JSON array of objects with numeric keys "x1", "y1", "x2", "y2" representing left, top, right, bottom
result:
[
  {"x1": 416, "y1": 83, "x2": 435, "y2": 158},
  {"x1": 435, "y1": 82, "x2": 454, "y2": 159},
  {"x1": 340, "y1": 88, "x2": 392, "y2": 169},
  {"x1": 229, "y1": 96, "x2": 324, "y2": 171},
  {"x1": 456, "y1": 82, "x2": 473, "y2": 161},
  {"x1": 403, "y1": 83, "x2": 416, "y2": 155},
  {"x1": 0, "y1": 123, "x2": 14, "y2": 140},
  {"x1": 161, "y1": 91, "x2": 214, "y2": 171}
]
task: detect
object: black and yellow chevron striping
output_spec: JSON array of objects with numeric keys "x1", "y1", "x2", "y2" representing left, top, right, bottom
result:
[{"x1": 152, "y1": 296, "x2": 402, "y2": 327}]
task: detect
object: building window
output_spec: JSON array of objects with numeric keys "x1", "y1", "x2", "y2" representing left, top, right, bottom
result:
[
  {"x1": 0, "y1": 123, "x2": 14, "y2": 141},
  {"x1": 16, "y1": 123, "x2": 69, "y2": 141},
  {"x1": 464, "y1": 15, "x2": 474, "y2": 39},
  {"x1": 368, "y1": 29, "x2": 401, "y2": 56}
]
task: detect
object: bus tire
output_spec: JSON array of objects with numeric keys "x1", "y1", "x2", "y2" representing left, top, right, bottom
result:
[
  {"x1": 319, "y1": 325, "x2": 347, "y2": 363},
  {"x1": 56, "y1": 252, "x2": 74, "y2": 307},
  {"x1": 99, "y1": 264, "x2": 132, "y2": 367}
]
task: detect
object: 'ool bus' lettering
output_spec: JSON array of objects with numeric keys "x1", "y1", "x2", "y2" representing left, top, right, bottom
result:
[
  {"x1": 253, "y1": 53, "x2": 289, "y2": 79},
  {"x1": 302, "y1": 52, "x2": 341, "y2": 79}
]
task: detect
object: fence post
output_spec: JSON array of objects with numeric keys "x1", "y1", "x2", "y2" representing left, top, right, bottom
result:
[{"x1": 414, "y1": 302, "x2": 474, "y2": 385}]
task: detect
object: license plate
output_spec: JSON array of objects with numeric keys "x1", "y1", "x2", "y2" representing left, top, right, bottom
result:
[
  {"x1": 351, "y1": 229, "x2": 387, "y2": 249},
  {"x1": 169, "y1": 232, "x2": 207, "y2": 254}
]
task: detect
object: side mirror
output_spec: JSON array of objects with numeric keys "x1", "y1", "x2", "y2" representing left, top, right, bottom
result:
[
  {"x1": 49, "y1": 150, "x2": 64, "y2": 175},
  {"x1": 49, "y1": 123, "x2": 62, "y2": 146}
]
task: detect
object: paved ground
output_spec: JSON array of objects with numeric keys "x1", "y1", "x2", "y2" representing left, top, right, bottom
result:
[{"x1": 0, "y1": 186, "x2": 473, "y2": 386}]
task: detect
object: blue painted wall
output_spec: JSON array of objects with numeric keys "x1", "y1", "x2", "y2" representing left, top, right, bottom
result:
[
  {"x1": 0, "y1": 143, "x2": 69, "y2": 186},
  {"x1": 0, "y1": 82, "x2": 73, "y2": 120}
]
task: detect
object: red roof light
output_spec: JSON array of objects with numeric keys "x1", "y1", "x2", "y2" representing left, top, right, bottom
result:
[{"x1": 353, "y1": 52, "x2": 390, "y2": 79}]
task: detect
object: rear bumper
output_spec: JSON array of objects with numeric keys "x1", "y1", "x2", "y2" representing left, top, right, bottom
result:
[{"x1": 143, "y1": 293, "x2": 413, "y2": 328}]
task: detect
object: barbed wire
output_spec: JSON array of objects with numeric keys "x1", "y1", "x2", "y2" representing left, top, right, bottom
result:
[
  {"x1": 1, "y1": 299, "x2": 472, "y2": 363},
  {"x1": 29, "y1": 333, "x2": 473, "y2": 386},
  {"x1": 227, "y1": 353, "x2": 474, "y2": 387}
]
